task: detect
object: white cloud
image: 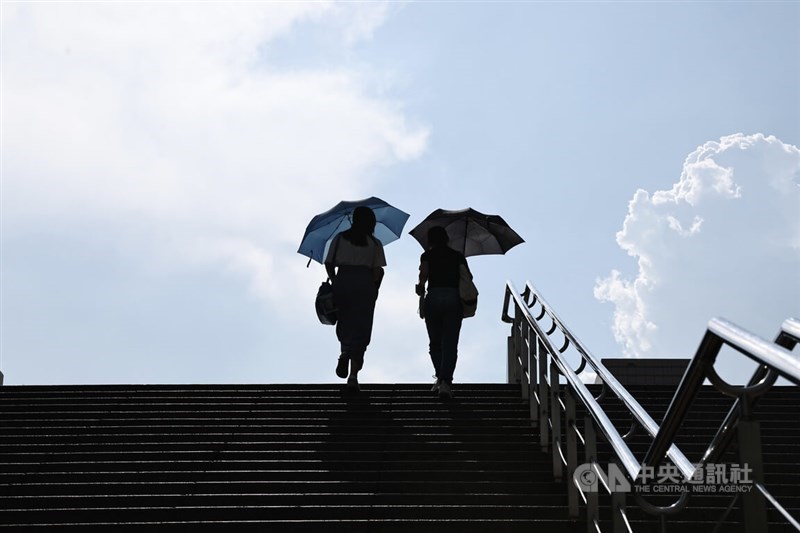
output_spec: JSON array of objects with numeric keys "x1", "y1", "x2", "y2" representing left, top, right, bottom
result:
[
  {"x1": 332, "y1": 1, "x2": 396, "y2": 45},
  {"x1": 3, "y1": 1, "x2": 428, "y2": 303},
  {"x1": 595, "y1": 133, "x2": 800, "y2": 359},
  {"x1": 1, "y1": 2, "x2": 434, "y2": 384}
]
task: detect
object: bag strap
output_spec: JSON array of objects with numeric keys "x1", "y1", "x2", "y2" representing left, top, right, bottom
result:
[{"x1": 326, "y1": 235, "x2": 342, "y2": 283}]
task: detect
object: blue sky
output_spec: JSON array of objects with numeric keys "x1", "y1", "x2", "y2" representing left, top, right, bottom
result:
[{"x1": 2, "y1": 1, "x2": 798, "y2": 386}]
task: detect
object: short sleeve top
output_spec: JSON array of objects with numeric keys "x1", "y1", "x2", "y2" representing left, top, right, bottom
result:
[
  {"x1": 421, "y1": 246, "x2": 468, "y2": 288},
  {"x1": 326, "y1": 233, "x2": 387, "y2": 268}
]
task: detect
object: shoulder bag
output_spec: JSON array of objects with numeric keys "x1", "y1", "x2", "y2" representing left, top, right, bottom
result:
[{"x1": 459, "y1": 264, "x2": 478, "y2": 318}]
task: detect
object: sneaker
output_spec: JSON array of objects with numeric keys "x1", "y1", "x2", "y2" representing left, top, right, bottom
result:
[
  {"x1": 438, "y1": 381, "x2": 452, "y2": 399},
  {"x1": 346, "y1": 377, "x2": 360, "y2": 392},
  {"x1": 431, "y1": 378, "x2": 441, "y2": 393},
  {"x1": 336, "y1": 356, "x2": 349, "y2": 379}
]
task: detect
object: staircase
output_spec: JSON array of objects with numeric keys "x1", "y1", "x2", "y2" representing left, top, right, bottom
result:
[
  {"x1": 0, "y1": 383, "x2": 578, "y2": 532},
  {"x1": 2, "y1": 382, "x2": 798, "y2": 531}
]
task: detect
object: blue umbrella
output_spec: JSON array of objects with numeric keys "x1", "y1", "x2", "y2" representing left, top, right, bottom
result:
[{"x1": 298, "y1": 196, "x2": 410, "y2": 265}]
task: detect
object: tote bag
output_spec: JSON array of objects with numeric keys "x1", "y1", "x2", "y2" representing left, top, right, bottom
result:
[
  {"x1": 315, "y1": 237, "x2": 340, "y2": 326},
  {"x1": 315, "y1": 280, "x2": 337, "y2": 325},
  {"x1": 459, "y1": 264, "x2": 478, "y2": 318}
]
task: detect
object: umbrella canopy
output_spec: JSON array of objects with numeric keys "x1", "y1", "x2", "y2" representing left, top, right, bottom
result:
[
  {"x1": 298, "y1": 196, "x2": 410, "y2": 264},
  {"x1": 409, "y1": 208, "x2": 524, "y2": 257}
]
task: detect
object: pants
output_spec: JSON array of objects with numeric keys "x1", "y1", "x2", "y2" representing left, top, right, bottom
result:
[
  {"x1": 424, "y1": 287, "x2": 463, "y2": 382},
  {"x1": 333, "y1": 266, "x2": 378, "y2": 370}
]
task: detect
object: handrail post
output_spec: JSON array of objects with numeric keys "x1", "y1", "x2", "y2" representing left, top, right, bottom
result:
[
  {"x1": 538, "y1": 337, "x2": 550, "y2": 452},
  {"x1": 611, "y1": 466, "x2": 628, "y2": 533},
  {"x1": 566, "y1": 387, "x2": 579, "y2": 517},
  {"x1": 508, "y1": 310, "x2": 522, "y2": 385},
  {"x1": 585, "y1": 416, "x2": 599, "y2": 532},
  {"x1": 527, "y1": 325, "x2": 538, "y2": 425},
  {"x1": 520, "y1": 322, "x2": 530, "y2": 401},
  {"x1": 738, "y1": 417, "x2": 767, "y2": 533},
  {"x1": 551, "y1": 356, "x2": 563, "y2": 481}
]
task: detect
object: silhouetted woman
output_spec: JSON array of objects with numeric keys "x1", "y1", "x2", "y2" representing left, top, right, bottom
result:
[
  {"x1": 325, "y1": 206, "x2": 386, "y2": 391},
  {"x1": 415, "y1": 225, "x2": 470, "y2": 399}
]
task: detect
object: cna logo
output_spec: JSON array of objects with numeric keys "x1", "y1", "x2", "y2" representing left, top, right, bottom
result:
[
  {"x1": 575, "y1": 462, "x2": 755, "y2": 494},
  {"x1": 574, "y1": 463, "x2": 632, "y2": 493}
]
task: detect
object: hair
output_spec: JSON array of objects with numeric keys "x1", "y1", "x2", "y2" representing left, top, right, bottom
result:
[
  {"x1": 427, "y1": 226, "x2": 449, "y2": 248},
  {"x1": 344, "y1": 206, "x2": 377, "y2": 246}
]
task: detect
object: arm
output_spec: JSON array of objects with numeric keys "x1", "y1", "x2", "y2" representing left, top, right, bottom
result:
[
  {"x1": 416, "y1": 260, "x2": 429, "y2": 296},
  {"x1": 324, "y1": 235, "x2": 340, "y2": 281},
  {"x1": 372, "y1": 239, "x2": 386, "y2": 289}
]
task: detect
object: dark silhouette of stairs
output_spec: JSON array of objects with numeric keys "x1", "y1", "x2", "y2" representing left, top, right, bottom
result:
[
  {"x1": 1, "y1": 382, "x2": 797, "y2": 531},
  {"x1": 0, "y1": 383, "x2": 578, "y2": 532}
]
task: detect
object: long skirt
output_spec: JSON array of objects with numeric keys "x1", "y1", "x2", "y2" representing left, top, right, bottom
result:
[{"x1": 332, "y1": 266, "x2": 378, "y2": 370}]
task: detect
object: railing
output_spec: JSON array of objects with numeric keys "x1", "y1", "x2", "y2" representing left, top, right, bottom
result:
[
  {"x1": 642, "y1": 317, "x2": 800, "y2": 533},
  {"x1": 502, "y1": 280, "x2": 800, "y2": 532}
]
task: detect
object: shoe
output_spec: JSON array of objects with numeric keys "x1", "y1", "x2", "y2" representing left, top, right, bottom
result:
[
  {"x1": 431, "y1": 378, "x2": 441, "y2": 393},
  {"x1": 347, "y1": 377, "x2": 360, "y2": 392},
  {"x1": 336, "y1": 356, "x2": 349, "y2": 379},
  {"x1": 438, "y1": 381, "x2": 452, "y2": 399}
]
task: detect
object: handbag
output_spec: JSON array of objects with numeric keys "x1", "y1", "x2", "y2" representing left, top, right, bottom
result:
[
  {"x1": 315, "y1": 236, "x2": 340, "y2": 326},
  {"x1": 315, "y1": 279, "x2": 337, "y2": 325},
  {"x1": 459, "y1": 264, "x2": 478, "y2": 318}
]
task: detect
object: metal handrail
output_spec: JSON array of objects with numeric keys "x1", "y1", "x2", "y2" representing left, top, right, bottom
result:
[
  {"x1": 643, "y1": 317, "x2": 800, "y2": 471},
  {"x1": 709, "y1": 318, "x2": 800, "y2": 384},
  {"x1": 702, "y1": 318, "x2": 800, "y2": 466},
  {"x1": 781, "y1": 317, "x2": 800, "y2": 344},
  {"x1": 757, "y1": 482, "x2": 800, "y2": 530},
  {"x1": 503, "y1": 280, "x2": 800, "y2": 532},
  {"x1": 520, "y1": 281, "x2": 696, "y2": 480},
  {"x1": 505, "y1": 281, "x2": 641, "y2": 478},
  {"x1": 639, "y1": 316, "x2": 800, "y2": 533}
]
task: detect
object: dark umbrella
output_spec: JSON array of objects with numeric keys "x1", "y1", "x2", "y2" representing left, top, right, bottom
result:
[
  {"x1": 298, "y1": 196, "x2": 410, "y2": 265},
  {"x1": 409, "y1": 208, "x2": 524, "y2": 257}
]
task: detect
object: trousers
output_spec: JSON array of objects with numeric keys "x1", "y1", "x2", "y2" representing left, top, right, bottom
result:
[{"x1": 424, "y1": 287, "x2": 463, "y2": 382}]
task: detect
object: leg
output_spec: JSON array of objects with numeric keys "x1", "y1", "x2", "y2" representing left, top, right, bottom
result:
[
  {"x1": 349, "y1": 351, "x2": 364, "y2": 377},
  {"x1": 425, "y1": 312, "x2": 443, "y2": 379},
  {"x1": 438, "y1": 310, "x2": 463, "y2": 383},
  {"x1": 333, "y1": 267, "x2": 376, "y2": 380}
]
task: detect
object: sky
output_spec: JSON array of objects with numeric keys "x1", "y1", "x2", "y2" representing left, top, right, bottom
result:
[{"x1": 2, "y1": 1, "x2": 798, "y2": 387}]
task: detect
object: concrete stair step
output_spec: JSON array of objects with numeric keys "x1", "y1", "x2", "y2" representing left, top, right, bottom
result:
[
  {"x1": 0, "y1": 518, "x2": 585, "y2": 532},
  {"x1": 1, "y1": 383, "x2": 798, "y2": 531}
]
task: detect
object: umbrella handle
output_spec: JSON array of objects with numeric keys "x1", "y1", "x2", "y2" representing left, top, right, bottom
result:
[{"x1": 306, "y1": 256, "x2": 312, "y2": 268}]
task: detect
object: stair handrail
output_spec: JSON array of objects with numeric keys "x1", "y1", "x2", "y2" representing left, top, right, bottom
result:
[
  {"x1": 642, "y1": 317, "x2": 800, "y2": 470},
  {"x1": 518, "y1": 280, "x2": 696, "y2": 479},
  {"x1": 503, "y1": 281, "x2": 637, "y2": 471},
  {"x1": 503, "y1": 280, "x2": 800, "y2": 532},
  {"x1": 503, "y1": 280, "x2": 698, "y2": 531},
  {"x1": 702, "y1": 318, "x2": 800, "y2": 467},
  {"x1": 640, "y1": 317, "x2": 800, "y2": 533}
]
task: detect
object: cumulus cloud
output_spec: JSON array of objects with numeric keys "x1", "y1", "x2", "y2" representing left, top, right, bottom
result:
[
  {"x1": 3, "y1": 1, "x2": 427, "y2": 303},
  {"x1": 595, "y1": 133, "x2": 800, "y2": 359}
]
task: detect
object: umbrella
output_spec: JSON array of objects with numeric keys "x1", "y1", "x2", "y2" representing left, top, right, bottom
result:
[
  {"x1": 298, "y1": 196, "x2": 410, "y2": 265},
  {"x1": 409, "y1": 208, "x2": 524, "y2": 257}
]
